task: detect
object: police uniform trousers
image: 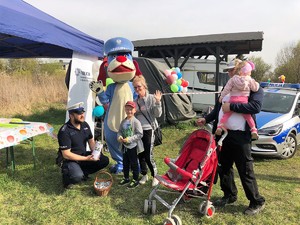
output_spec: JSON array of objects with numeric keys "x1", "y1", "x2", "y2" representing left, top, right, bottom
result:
[{"x1": 218, "y1": 130, "x2": 265, "y2": 205}]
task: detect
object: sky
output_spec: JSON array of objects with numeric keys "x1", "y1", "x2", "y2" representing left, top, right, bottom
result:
[{"x1": 23, "y1": 0, "x2": 300, "y2": 69}]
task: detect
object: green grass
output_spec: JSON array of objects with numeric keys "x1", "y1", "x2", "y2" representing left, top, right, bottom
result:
[{"x1": 1, "y1": 103, "x2": 300, "y2": 225}]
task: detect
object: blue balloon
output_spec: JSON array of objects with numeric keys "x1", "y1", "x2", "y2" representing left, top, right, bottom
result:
[
  {"x1": 177, "y1": 72, "x2": 182, "y2": 79},
  {"x1": 175, "y1": 67, "x2": 180, "y2": 74},
  {"x1": 93, "y1": 105, "x2": 105, "y2": 117},
  {"x1": 177, "y1": 85, "x2": 182, "y2": 92}
]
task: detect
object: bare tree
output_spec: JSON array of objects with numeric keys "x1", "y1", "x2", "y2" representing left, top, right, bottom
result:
[{"x1": 275, "y1": 41, "x2": 300, "y2": 83}]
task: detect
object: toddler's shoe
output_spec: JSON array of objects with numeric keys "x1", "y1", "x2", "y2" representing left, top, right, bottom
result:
[
  {"x1": 127, "y1": 179, "x2": 139, "y2": 189},
  {"x1": 215, "y1": 128, "x2": 223, "y2": 136},
  {"x1": 119, "y1": 178, "x2": 130, "y2": 186},
  {"x1": 152, "y1": 177, "x2": 159, "y2": 187},
  {"x1": 139, "y1": 175, "x2": 148, "y2": 185}
]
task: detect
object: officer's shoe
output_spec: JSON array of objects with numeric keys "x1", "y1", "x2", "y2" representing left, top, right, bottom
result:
[
  {"x1": 244, "y1": 202, "x2": 265, "y2": 215},
  {"x1": 214, "y1": 196, "x2": 237, "y2": 207}
]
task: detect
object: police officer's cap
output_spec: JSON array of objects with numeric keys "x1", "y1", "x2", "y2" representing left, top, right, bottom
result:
[
  {"x1": 67, "y1": 102, "x2": 85, "y2": 114},
  {"x1": 104, "y1": 37, "x2": 134, "y2": 56}
]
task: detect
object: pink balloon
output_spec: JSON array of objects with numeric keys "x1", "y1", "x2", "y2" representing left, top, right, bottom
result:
[
  {"x1": 166, "y1": 75, "x2": 176, "y2": 85},
  {"x1": 164, "y1": 69, "x2": 171, "y2": 76},
  {"x1": 172, "y1": 74, "x2": 178, "y2": 81}
]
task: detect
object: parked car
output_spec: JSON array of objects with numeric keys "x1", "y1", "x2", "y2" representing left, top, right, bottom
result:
[{"x1": 251, "y1": 82, "x2": 300, "y2": 159}]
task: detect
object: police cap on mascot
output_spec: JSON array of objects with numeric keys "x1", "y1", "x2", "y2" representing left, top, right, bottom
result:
[{"x1": 90, "y1": 37, "x2": 141, "y2": 174}]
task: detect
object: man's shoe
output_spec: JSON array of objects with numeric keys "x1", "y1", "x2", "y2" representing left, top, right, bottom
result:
[
  {"x1": 119, "y1": 178, "x2": 130, "y2": 186},
  {"x1": 64, "y1": 183, "x2": 75, "y2": 189},
  {"x1": 139, "y1": 175, "x2": 148, "y2": 185},
  {"x1": 214, "y1": 196, "x2": 237, "y2": 207},
  {"x1": 244, "y1": 202, "x2": 265, "y2": 215},
  {"x1": 127, "y1": 180, "x2": 139, "y2": 189}
]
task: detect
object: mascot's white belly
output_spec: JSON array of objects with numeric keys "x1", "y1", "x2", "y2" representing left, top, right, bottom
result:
[{"x1": 107, "y1": 83, "x2": 133, "y2": 132}]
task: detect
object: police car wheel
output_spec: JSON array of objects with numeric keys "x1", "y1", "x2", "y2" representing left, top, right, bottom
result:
[{"x1": 280, "y1": 133, "x2": 297, "y2": 159}]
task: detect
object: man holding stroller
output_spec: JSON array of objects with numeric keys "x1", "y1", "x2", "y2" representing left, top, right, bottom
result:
[{"x1": 196, "y1": 59, "x2": 265, "y2": 216}]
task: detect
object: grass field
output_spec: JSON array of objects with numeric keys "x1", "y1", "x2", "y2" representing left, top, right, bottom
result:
[{"x1": 0, "y1": 102, "x2": 300, "y2": 225}]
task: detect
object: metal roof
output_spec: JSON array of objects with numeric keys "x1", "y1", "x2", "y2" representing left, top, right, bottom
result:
[
  {"x1": 133, "y1": 31, "x2": 264, "y2": 99},
  {"x1": 133, "y1": 31, "x2": 263, "y2": 59}
]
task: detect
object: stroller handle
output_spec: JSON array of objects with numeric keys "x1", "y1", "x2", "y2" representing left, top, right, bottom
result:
[
  {"x1": 164, "y1": 157, "x2": 193, "y2": 179},
  {"x1": 217, "y1": 130, "x2": 228, "y2": 146}
]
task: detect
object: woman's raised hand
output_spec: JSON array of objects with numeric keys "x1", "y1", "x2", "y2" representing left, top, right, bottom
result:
[{"x1": 154, "y1": 90, "x2": 162, "y2": 103}]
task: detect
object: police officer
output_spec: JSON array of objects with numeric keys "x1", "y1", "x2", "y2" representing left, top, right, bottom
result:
[
  {"x1": 57, "y1": 102, "x2": 109, "y2": 189},
  {"x1": 197, "y1": 59, "x2": 265, "y2": 215}
]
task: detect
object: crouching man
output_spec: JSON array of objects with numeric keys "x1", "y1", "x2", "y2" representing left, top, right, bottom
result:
[{"x1": 57, "y1": 102, "x2": 109, "y2": 189}]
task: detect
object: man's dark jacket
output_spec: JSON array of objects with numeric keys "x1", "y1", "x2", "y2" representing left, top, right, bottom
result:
[{"x1": 205, "y1": 87, "x2": 264, "y2": 134}]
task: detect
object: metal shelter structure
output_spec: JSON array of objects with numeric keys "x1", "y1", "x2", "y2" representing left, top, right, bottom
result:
[{"x1": 133, "y1": 31, "x2": 264, "y2": 97}]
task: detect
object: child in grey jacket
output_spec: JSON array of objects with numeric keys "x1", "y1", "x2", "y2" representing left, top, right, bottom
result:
[{"x1": 117, "y1": 101, "x2": 144, "y2": 189}]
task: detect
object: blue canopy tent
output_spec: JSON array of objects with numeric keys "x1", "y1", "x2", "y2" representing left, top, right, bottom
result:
[{"x1": 0, "y1": 0, "x2": 104, "y2": 58}]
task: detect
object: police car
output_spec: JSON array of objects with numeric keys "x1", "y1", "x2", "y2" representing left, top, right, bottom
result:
[{"x1": 251, "y1": 82, "x2": 300, "y2": 159}]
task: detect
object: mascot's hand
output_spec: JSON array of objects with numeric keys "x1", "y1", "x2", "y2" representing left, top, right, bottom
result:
[{"x1": 89, "y1": 81, "x2": 104, "y2": 94}]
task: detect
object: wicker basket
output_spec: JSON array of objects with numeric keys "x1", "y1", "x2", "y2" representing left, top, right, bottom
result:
[{"x1": 94, "y1": 171, "x2": 113, "y2": 197}]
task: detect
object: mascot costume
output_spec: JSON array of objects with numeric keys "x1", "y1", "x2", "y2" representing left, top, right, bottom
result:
[{"x1": 90, "y1": 37, "x2": 141, "y2": 174}]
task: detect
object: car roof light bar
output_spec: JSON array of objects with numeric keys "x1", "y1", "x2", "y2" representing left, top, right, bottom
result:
[{"x1": 260, "y1": 82, "x2": 300, "y2": 90}]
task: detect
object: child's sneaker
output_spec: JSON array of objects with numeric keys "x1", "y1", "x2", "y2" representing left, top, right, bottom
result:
[
  {"x1": 119, "y1": 178, "x2": 130, "y2": 186},
  {"x1": 139, "y1": 175, "x2": 148, "y2": 185},
  {"x1": 127, "y1": 179, "x2": 139, "y2": 189},
  {"x1": 215, "y1": 128, "x2": 223, "y2": 136},
  {"x1": 152, "y1": 178, "x2": 159, "y2": 187}
]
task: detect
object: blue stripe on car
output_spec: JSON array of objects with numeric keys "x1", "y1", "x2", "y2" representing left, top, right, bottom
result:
[
  {"x1": 256, "y1": 111, "x2": 283, "y2": 129},
  {"x1": 272, "y1": 123, "x2": 300, "y2": 144}
]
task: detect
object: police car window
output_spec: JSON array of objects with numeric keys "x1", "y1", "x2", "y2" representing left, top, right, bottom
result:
[{"x1": 262, "y1": 92, "x2": 295, "y2": 113}]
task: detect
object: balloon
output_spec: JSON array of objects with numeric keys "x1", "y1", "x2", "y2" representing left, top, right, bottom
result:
[
  {"x1": 177, "y1": 72, "x2": 182, "y2": 79},
  {"x1": 166, "y1": 75, "x2": 176, "y2": 85},
  {"x1": 164, "y1": 69, "x2": 171, "y2": 76},
  {"x1": 172, "y1": 74, "x2": 178, "y2": 81},
  {"x1": 181, "y1": 80, "x2": 188, "y2": 87},
  {"x1": 170, "y1": 84, "x2": 179, "y2": 93},
  {"x1": 171, "y1": 71, "x2": 177, "y2": 75},
  {"x1": 182, "y1": 87, "x2": 188, "y2": 93},
  {"x1": 178, "y1": 85, "x2": 182, "y2": 92},
  {"x1": 174, "y1": 67, "x2": 180, "y2": 74},
  {"x1": 176, "y1": 79, "x2": 182, "y2": 86},
  {"x1": 93, "y1": 105, "x2": 105, "y2": 117},
  {"x1": 106, "y1": 78, "x2": 114, "y2": 86}
]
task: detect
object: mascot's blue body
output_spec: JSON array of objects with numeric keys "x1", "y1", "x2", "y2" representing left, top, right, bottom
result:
[{"x1": 90, "y1": 37, "x2": 141, "y2": 174}]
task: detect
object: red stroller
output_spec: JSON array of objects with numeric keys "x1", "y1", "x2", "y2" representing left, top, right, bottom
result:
[{"x1": 143, "y1": 129, "x2": 227, "y2": 224}]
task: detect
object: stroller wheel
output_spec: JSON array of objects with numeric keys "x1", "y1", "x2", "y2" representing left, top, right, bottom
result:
[
  {"x1": 199, "y1": 201, "x2": 215, "y2": 218},
  {"x1": 171, "y1": 215, "x2": 182, "y2": 225},
  {"x1": 163, "y1": 217, "x2": 176, "y2": 225},
  {"x1": 151, "y1": 200, "x2": 156, "y2": 214},
  {"x1": 183, "y1": 194, "x2": 191, "y2": 203},
  {"x1": 143, "y1": 199, "x2": 149, "y2": 214},
  {"x1": 205, "y1": 205, "x2": 215, "y2": 218}
]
